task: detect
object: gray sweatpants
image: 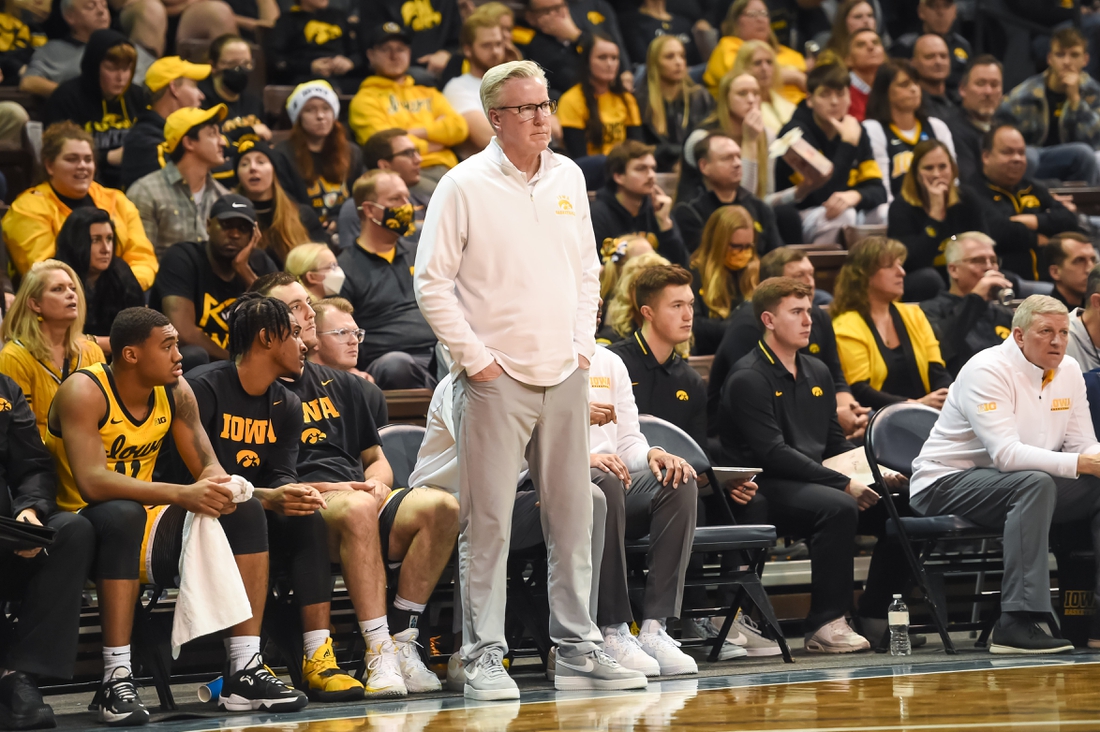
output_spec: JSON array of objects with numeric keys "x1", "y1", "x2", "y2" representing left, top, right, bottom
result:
[
  {"x1": 592, "y1": 468, "x2": 697, "y2": 628},
  {"x1": 913, "y1": 468, "x2": 1100, "y2": 614},
  {"x1": 454, "y1": 369, "x2": 602, "y2": 662}
]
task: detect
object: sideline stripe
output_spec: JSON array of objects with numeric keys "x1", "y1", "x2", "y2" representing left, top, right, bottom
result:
[{"x1": 722, "y1": 721, "x2": 1100, "y2": 732}]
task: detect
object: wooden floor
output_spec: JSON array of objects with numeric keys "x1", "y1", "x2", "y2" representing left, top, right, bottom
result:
[{"x1": 218, "y1": 662, "x2": 1100, "y2": 732}]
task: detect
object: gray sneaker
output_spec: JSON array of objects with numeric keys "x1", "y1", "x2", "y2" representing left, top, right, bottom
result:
[
  {"x1": 464, "y1": 648, "x2": 520, "y2": 701},
  {"x1": 554, "y1": 648, "x2": 648, "y2": 691}
]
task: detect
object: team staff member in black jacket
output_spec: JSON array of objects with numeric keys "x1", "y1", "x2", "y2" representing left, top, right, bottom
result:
[
  {"x1": 967, "y1": 123, "x2": 1082, "y2": 281},
  {"x1": 44, "y1": 29, "x2": 145, "y2": 190},
  {"x1": 708, "y1": 248, "x2": 869, "y2": 440},
  {"x1": 608, "y1": 265, "x2": 706, "y2": 450},
  {"x1": 338, "y1": 170, "x2": 437, "y2": 389},
  {"x1": 515, "y1": 0, "x2": 631, "y2": 96},
  {"x1": 719, "y1": 277, "x2": 908, "y2": 653},
  {"x1": 121, "y1": 55, "x2": 210, "y2": 188},
  {"x1": 673, "y1": 132, "x2": 779, "y2": 254},
  {"x1": 268, "y1": 0, "x2": 361, "y2": 92},
  {"x1": 0, "y1": 375, "x2": 93, "y2": 731},
  {"x1": 919, "y1": 231, "x2": 1014, "y2": 376},
  {"x1": 591, "y1": 141, "x2": 687, "y2": 268},
  {"x1": 774, "y1": 63, "x2": 886, "y2": 245}
]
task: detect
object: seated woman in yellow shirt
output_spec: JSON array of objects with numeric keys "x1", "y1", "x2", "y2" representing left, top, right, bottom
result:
[
  {"x1": 0, "y1": 260, "x2": 105, "y2": 439},
  {"x1": 703, "y1": 0, "x2": 807, "y2": 105},
  {"x1": 557, "y1": 32, "x2": 643, "y2": 159},
  {"x1": 831, "y1": 236, "x2": 953, "y2": 411}
]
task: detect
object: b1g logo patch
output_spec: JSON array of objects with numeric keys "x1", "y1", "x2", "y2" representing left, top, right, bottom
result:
[
  {"x1": 1051, "y1": 398, "x2": 1071, "y2": 412},
  {"x1": 977, "y1": 402, "x2": 997, "y2": 412}
]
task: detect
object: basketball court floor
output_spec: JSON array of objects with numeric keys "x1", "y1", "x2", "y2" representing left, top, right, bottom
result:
[{"x1": 42, "y1": 643, "x2": 1100, "y2": 731}]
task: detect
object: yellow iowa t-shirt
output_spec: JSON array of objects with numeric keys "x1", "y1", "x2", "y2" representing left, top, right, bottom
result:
[{"x1": 557, "y1": 85, "x2": 642, "y2": 156}]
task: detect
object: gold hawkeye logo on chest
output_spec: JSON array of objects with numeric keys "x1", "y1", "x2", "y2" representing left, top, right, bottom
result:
[{"x1": 556, "y1": 196, "x2": 575, "y2": 216}]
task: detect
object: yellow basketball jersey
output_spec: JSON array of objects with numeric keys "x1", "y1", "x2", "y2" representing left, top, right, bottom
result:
[{"x1": 45, "y1": 362, "x2": 174, "y2": 513}]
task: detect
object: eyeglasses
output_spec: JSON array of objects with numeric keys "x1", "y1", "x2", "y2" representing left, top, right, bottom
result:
[
  {"x1": 389, "y1": 148, "x2": 420, "y2": 160},
  {"x1": 311, "y1": 261, "x2": 341, "y2": 273},
  {"x1": 741, "y1": 9, "x2": 769, "y2": 18},
  {"x1": 495, "y1": 100, "x2": 557, "y2": 121},
  {"x1": 318, "y1": 328, "x2": 365, "y2": 343},
  {"x1": 960, "y1": 256, "x2": 999, "y2": 268}
]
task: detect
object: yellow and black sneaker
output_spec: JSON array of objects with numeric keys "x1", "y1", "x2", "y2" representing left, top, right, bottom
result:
[{"x1": 302, "y1": 638, "x2": 365, "y2": 702}]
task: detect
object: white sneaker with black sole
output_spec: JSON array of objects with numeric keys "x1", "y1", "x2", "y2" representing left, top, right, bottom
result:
[
  {"x1": 464, "y1": 647, "x2": 520, "y2": 701},
  {"x1": 91, "y1": 668, "x2": 149, "y2": 727},
  {"x1": 637, "y1": 626, "x2": 698, "y2": 676},
  {"x1": 218, "y1": 653, "x2": 308, "y2": 712},
  {"x1": 554, "y1": 648, "x2": 648, "y2": 691},
  {"x1": 602, "y1": 625, "x2": 661, "y2": 677}
]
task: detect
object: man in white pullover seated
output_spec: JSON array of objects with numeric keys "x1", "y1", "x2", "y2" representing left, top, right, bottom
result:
[{"x1": 912, "y1": 294, "x2": 1100, "y2": 654}]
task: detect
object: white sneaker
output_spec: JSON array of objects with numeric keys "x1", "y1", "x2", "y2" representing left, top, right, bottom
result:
[
  {"x1": 393, "y1": 628, "x2": 442, "y2": 693},
  {"x1": 734, "y1": 613, "x2": 782, "y2": 657},
  {"x1": 602, "y1": 625, "x2": 661, "y2": 677},
  {"x1": 637, "y1": 626, "x2": 698, "y2": 676},
  {"x1": 445, "y1": 653, "x2": 465, "y2": 692},
  {"x1": 464, "y1": 647, "x2": 520, "y2": 701},
  {"x1": 805, "y1": 617, "x2": 871, "y2": 654},
  {"x1": 682, "y1": 617, "x2": 747, "y2": 660},
  {"x1": 364, "y1": 638, "x2": 409, "y2": 697}
]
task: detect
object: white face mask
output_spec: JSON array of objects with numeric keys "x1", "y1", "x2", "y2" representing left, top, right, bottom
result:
[{"x1": 322, "y1": 267, "x2": 346, "y2": 296}]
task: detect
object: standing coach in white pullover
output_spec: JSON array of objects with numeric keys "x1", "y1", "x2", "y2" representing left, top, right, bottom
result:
[
  {"x1": 912, "y1": 295, "x2": 1100, "y2": 655},
  {"x1": 413, "y1": 59, "x2": 647, "y2": 700}
]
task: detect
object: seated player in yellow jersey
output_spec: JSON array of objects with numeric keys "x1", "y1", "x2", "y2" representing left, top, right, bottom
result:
[
  {"x1": 45, "y1": 308, "x2": 308, "y2": 726},
  {"x1": 252, "y1": 273, "x2": 460, "y2": 696}
]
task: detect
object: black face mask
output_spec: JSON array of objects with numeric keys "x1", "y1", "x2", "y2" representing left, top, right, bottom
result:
[{"x1": 219, "y1": 66, "x2": 250, "y2": 94}]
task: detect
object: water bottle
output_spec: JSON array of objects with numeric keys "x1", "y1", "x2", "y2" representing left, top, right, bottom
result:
[{"x1": 888, "y1": 594, "x2": 911, "y2": 657}]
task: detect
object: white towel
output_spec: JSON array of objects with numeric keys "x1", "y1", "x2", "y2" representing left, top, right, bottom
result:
[{"x1": 171, "y1": 476, "x2": 255, "y2": 659}]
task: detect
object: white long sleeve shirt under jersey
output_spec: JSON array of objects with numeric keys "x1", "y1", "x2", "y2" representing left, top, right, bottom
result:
[
  {"x1": 413, "y1": 137, "x2": 601, "y2": 386},
  {"x1": 911, "y1": 336, "x2": 1100, "y2": 496}
]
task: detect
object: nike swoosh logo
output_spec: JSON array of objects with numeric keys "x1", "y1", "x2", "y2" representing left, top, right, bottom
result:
[
  {"x1": 321, "y1": 379, "x2": 333, "y2": 386},
  {"x1": 556, "y1": 656, "x2": 595, "y2": 673},
  {"x1": 110, "y1": 418, "x2": 123, "y2": 424},
  {"x1": 273, "y1": 400, "x2": 282, "y2": 405},
  {"x1": 465, "y1": 666, "x2": 480, "y2": 681}
]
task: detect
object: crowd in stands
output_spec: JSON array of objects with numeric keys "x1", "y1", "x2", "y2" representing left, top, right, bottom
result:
[{"x1": 5, "y1": 0, "x2": 1100, "y2": 725}]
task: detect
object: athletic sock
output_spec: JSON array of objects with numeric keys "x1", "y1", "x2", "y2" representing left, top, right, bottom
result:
[
  {"x1": 640, "y1": 619, "x2": 664, "y2": 635},
  {"x1": 389, "y1": 595, "x2": 427, "y2": 631},
  {"x1": 359, "y1": 616, "x2": 390, "y2": 648},
  {"x1": 226, "y1": 636, "x2": 261, "y2": 675},
  {"x1": 102, "y1": 646, "x2": 131, "y2": 682},
  {"x1": 303, "y1": 629, "x2": 330, "y2": 659}
]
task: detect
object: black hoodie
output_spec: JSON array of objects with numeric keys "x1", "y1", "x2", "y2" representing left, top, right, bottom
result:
[
  {"x1": 589, "y1": 186, "x2": 688, "y2": 268},
  {"x1": 774, "y1": 100, "x2": 886, "y2": 212},
  {"x1": 44, "y1": 29, "x2": 145, "y2": 190}
]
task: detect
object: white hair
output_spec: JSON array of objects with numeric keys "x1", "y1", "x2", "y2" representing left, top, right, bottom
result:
[
  {"x1": 944, "y1": 231, "x2": 996, "y2": 266},
  {"x1": 480, "y1": 60, "x2": 547, "y2": 117},
  {"x1": 1011, "y1": 294, "x2": 1069, "y2": 332}
]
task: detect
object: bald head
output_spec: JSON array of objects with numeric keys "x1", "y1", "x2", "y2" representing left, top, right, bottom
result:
[{"x1": 912, "y1": 33, "x2": 950, "y2": 85}]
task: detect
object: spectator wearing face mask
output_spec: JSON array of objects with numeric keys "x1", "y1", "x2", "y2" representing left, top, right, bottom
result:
[{"x1": 285, "y1": 242, "x2": 346, "y2": 301}]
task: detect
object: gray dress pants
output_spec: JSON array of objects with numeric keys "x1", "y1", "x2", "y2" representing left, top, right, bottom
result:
[
  {"x1": 591, "y1": 468, "x2": 697, "y2": 628},
  {"x1": 454, "y1": 368, "x2": 603, "y2": 662},
  {"x1": 913, "y1": 468, "x2": 1100, "y2": 614}
]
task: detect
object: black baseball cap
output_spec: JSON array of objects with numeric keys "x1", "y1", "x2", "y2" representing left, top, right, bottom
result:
[
  {"x1": 368, "y1": 21, "x2": 411, "y2": 48},
  {"x1": 209, "y1": 194, "x2": 257, "y2": 223}
]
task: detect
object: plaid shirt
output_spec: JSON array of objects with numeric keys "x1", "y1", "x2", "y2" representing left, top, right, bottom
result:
[{"x1": 126, "y1": 160, "x2": 227, "y2": 259}]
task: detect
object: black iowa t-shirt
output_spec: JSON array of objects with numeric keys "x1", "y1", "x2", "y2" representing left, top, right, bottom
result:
[
  {"x1": 149, "y1": 241, "x2": 278, "y2": 352},
  {"x1": 282, "y1": 361, "x2": 381, "y2": 483},
  {"x1": 187, "y1": 361, "x2": 301, "y2": 488}
]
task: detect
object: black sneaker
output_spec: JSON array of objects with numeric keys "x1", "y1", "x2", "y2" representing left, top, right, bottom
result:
[
  {"x1": 90, "y1": 668, "x2": 149, "y2": 727},
  {"x1": 218, "y1": 653, "x2": 308, "y2": 713},
  {"x1": 990, "y1": 615, "x2": 1074, "y2": 655},
  {"x1": 0, "y1": 672, "x2": 55, "y2": 730}
]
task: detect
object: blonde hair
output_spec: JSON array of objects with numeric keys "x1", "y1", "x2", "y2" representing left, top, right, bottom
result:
[
  {"x1": 480, "y1": 60, "x2": 547, "y2": 116},
  {"x1": 944, "y1": 231, "x2": 995, "y2": 266},
  {"x1": 284, "y1": 243, "x2": 331, "y2": 279},
  {"x1": 1012, "y1": 294, "x2": 1069, "y2": 332},
  {"x1": 831, "y1": 236, "x2": 909, "y2": 318},
  {"x1": 313, "y1": 297, "x2": 354, "y2": 329},
  {"x1": 644, "y1": 35, "x2": 698, "y2": 138},
  {"x1": 732, "y1": 40, "x2": 782, "y2": 102},
  {"x1": 2, "y1": 260, "x2": 88, "y2": 364},
  {"x1": 690, "y1": 205, "x2": 760, "y2": 320},
  {"x1": 600, "y1": 234, "x2": 654, "y2": 300},
  {"x1": 703, "y1": 71, "x2": 769, "y2": 199}
]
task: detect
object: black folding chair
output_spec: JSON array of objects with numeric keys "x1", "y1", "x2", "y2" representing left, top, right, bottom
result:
[
  {"x1": 864, "y1": 403, "x2": 1008, "y2": 654},
  {"x1": 378, "y1": 423, "x2": 428, "y2": 490},
  {"x1": 637, "y1": 415, "x2": 792, "y2": 663}
]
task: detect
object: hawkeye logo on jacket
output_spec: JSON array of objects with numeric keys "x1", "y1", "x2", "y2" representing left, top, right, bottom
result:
[
  {"x1": 811, "y1": 386, "x2": 823, "y2": 397},
  {"x1": 302, "y1": 427, "x2": 327, "y2": 444},
  {"x1": 304, "y1": 19, "x2": 343, "y2": 45},
  {"x1": 676, "y1": 390, "x2": 689, "y2": 401},
  {"x1": 220, "y1": 415, "x2": 278, "y2": 444},
  {"x1": 236, "y1": 449, "x2": 260, "y2": 467},
  {"x1": 402, "y1": 0, "x2": 441, "y2": 30},
  {"x1": 557, "y1": 196, "x2": 575, "y2": 215}
]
